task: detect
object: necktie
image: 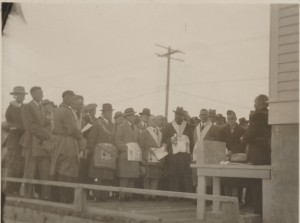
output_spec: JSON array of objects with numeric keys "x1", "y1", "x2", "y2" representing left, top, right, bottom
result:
[
  {"x1": 200, "y1": 124, "x2": 205, "y2": 132},
  {"x1": 154, "y1": 128, "x2": 159, "y2": 136}
]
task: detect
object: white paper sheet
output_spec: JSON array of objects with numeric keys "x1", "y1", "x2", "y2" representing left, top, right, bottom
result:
[{"x1": 127, "y1": 142, "x2": 142, "y2": 161}]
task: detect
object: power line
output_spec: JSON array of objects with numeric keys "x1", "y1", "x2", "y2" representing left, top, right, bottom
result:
[
  {"x1": 170, "y1": 88, "x2": 251, "y2": 110},
  {"x1": 155, "y1": 44, "x2": 185, "y2": 119},
  {"x1": 170, "y1": 76, "x2": 268, "y2": 87}
]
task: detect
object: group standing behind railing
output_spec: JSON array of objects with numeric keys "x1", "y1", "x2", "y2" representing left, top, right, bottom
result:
[{"x1": 2, "y1": 86, "x2": 271, "y2": 216}]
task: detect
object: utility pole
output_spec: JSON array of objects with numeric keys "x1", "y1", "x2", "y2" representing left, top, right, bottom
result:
[{"x1": 155, "y1": 44, "x2": 184, "y2": 120}]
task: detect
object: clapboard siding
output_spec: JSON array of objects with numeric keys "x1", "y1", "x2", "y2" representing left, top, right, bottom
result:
[
  {"x1": 279, "y1": 24, "x2": 299, "y2": 36},
  {"x1": 279, "y1": 43, "x2": 298, "y2": 54},
  {"x1": 278, "y1": 61, "x2": 299, "y2": 72},
  {"x1": 279, "y1": 5, "x2": 299, "y2": 18},
  {"x1": 278, "y1": 71, "x2": 299, "y2": 81},
  {"x1": 278, "y1": 91, "x2": 299, "y2": 101},
  {"x1": 279, "y1": 14, "x2": 299, "y2": 27},
  {"x1": 279, "y1": 34, "x2": 299, "y2": 45},
  {"x1": 278, "y1": 52, "x2": 299, "y2": 63},
  {"x1": 269, "y1": 4, "x2": 299, "y2": 124},
  {"x1": 278, "y1": 81, "x2": 299, "y2": 91}
]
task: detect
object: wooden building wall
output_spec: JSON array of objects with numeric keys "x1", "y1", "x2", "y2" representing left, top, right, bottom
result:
[{"x1": 269, "y1": 4, "x2": 299, "y2": 124}]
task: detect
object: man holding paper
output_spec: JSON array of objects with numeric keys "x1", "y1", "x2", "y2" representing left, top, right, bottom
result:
[
  {"x1": 139, "y1": 115, "x2": 166, "y2": 198},
  {"x1": 162, "y1": 107, "x2": 193, "y2": 193},
  {"x1": 115, "y1": 108, "x2": 140, "y2": 201}
]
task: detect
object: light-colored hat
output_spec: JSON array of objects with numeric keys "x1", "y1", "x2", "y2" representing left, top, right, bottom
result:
[{"x1": 10, "y1": 86, "x2": 27, "y2": 95}]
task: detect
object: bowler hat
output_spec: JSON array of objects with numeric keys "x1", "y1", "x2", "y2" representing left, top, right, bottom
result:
[
  {"x1": 10, "y1": 86, "x2": 27, "y2": 95},
  {"x1": 100, "y1": 103, "x2": 114, "y2": 111},
  {"x1": 114, "y1": 111, "x2": 123, "y2": 119},
  {"x1": 84, "y1": 103, "x2": 97, "y2": 111},
  {"x1": 123, "y1": 108, "x2": 136, "y2": 117},
  {"x1": 173, "y1": 107, "x2": 185, "y2": 116},
  {"x1": 239, "y1": 117, "x2": 249, "y2": 125},
  {"x1": 208, "y1": 109, "x2": 217, "y2": 117},
  {"x1": 139, "y1": 108, "x2": 151, "y2": 116}
]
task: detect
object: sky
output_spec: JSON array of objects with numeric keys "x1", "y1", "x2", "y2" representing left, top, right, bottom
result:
[{"x1": 2, "y1": 2, "x2": 270, "y2": 120}]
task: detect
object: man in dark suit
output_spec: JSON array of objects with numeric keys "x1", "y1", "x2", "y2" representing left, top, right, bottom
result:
[
  {"x1": 115, "y1": 108, "x2": 140, "y2": 201},
  {"x1": 162, "y1": 107, "x2": 193, "y2": 193},
  {"x1": 20, "y1": 86, "x2": 52, "y2": 200},
  {"x1": 4, "y1": 86, "x2": 27, "y2": 195},
  {"x1": 219, "y1": 110, "x2": 246, "y2": 203},
  {"x1": 242, "y1": 94, "x2": 271, "y2": 214}
]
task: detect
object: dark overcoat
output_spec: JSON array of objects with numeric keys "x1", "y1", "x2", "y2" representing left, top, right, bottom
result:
[
  {"x1": 242, "y1": 108, "x2": 271, "y2": 165},
  {"x1": 20, "y1": 100, "x2": 51, "y2": 157},
  {"x1": 87, "y1": 117, "x2": 116, "y2": 180},
  {"x1": 219, "y1": 124, "x2": 246, "y2": 154},
  {"x1": 114, "y1": 120, "x2": 140, "y2": 178}
]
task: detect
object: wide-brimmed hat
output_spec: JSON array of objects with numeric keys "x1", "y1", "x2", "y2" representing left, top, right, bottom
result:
[
  {"x1": 114, "y1": 111, "x2": 123, "y2": 119},
  {"x1": 10, "y1": 86, "x2": 27, "y2": 95},
  {"x1": 123, "y1": 108, "x2": 136, "y2": 117},
  {"x1": 139, "y1": 108, "x2": 151, "y2": 116},
  {"x1": 239, "y1": 117, "x2": 249, "y2": 125},
  {"x1": 173, "y1": 107, "x2": 185, "y2": 116},
  {"x1": 84, "y1": 103, "x2": 97, "y2": 111},
  {"x1": 42, "y1": 99, "x2": 55, "y2": 106},
  {"x1": 208, "y1": 109, "x2": 217, "y2": 117},
  {"x1": 100, "y1": 103, "x2": 114, "y2": 112}
]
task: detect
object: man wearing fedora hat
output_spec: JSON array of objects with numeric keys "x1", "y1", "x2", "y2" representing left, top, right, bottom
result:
[
  {"x1": 114, "y1": 111, "x2": 124, "y2": 126},
  {"x1": 208, "y1": 109, "x2": 217, "y2": 124},
  {"x1": 115, "y1": 108, "x2": 140, "y2": 201},
  {"x1": 87, "y1": 103, "x2": 117, "y2": 201},
  {"x1": 20, "y1": 86, "x2": 52, "y2": 200},
  {"x1": 138, "y1": 108, "x2": 151, "y2": 132},
  {"x1": 4, "y1": 86, "x2": 27, "y2": 195},
  {"x1": 239, "y1": 117, "x2": 249, "y2": 130},
  {"x1": 162, "y1": 107, "x2": 193, "y2": 193}
]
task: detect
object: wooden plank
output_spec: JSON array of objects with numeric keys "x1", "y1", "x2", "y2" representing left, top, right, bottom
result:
[
  {"x1": 278, "y1": 61, "x2": 299, "y2": 72},
  {"x1": 269, "y1": 100, "x2": 299, "y2": 124},
  {"x1": 279, "y1": 24, "x2": 299, "y2": 36},
  {"x1": 279, "y1": 4, "x2": 298, "y2": 10},
  {"x1": 191, "y1": 164, "x2": 271, "y2": 170},
  {"x1": 87, "y1": 206, "x2": 161, "y2": 222},
  {"x1": 278, "y1": 81, "x2": 299, "y2": 91},
  {"x1": 74, "y1": 188, "x2": 86, "y2": 212},
  {"x1": 279, "y1": 33, "x2": 299, "y2": 45},
  {"x1": 278, "y1": 90, "x2": 299, "y2": 101},
  {"x1": 212, "y1": 177, "x2": 221, "y2": 212},
  {"x1": 197, "y1": 176, "x2": 206, "y2": 220},
  {"x1": 279, "y1": 14, "x2": 299, "y2": 27},
  {"x1": 278, "y1": 52, "x2": 299, "y2": 63},
  {"x1": 278, "y1": 71, "x2": 299, "y2": 82},
  {"x1": 279, "y1": 43, "x2": 299, "y2": 54},
  {"x1": 279, "y1": 6, "x2": 299, "y2": 18},
  {"x1": 221, "y1": 202, "x2": 239, "y2": 223},
  {"x1": 196, "y1": 168, "x2": 271, "y2": 179},
  {"x1": 262, "y1": 179, "x2": 272, "y2": 223},
  {"x1": 270, "y1": 4, "x2": 280, "y2": 102}
]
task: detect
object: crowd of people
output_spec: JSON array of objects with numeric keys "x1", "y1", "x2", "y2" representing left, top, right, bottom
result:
[{"x1": 2, "y1": 85, "x2": 271, "y2": 215}]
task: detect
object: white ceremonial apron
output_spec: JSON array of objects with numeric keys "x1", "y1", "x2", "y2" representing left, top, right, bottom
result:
[
  {"x1": 171, "y1": 120, "x2": 190, "y2": 154},
  {"x1": 192, "y1": 121, "x2": 213, "y2": 162}
]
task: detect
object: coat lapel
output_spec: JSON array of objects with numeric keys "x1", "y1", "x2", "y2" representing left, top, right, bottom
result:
[
  {"x1": 146, "y1": 127, "x2": 161, "y2": 147},
  {"x1": 29, "y1": 101, "x2": 43, "y2": 125}
]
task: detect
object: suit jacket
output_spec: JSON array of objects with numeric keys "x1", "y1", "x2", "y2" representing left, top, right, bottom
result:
[
  {"x1": 53, "y1": 104, "x2": 82, "y2": 157},
  {"x1": 192, "y1": 122, "x2": 219, "y2": 149},
  {"x1": 20, "y1": 100, "x2": 51, "y2": 156},
  {"x1": 5, "y1": 101, "x2": 25, "y2": 149},
  {"x1": 139, "y1": 127, "x2": 162, "y2": 162},
  {"x1": 242, "y1": 108, "x2": 271, "y2": 164},
  {"x1": 114, "y1": 120, "x2": 140, "y2": 178},
  {"x1": 219, "y1": 124, "x2": 246, "y2": 154}
]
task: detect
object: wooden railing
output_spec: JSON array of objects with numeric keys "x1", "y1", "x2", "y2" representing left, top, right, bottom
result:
[{"x1": 2, "y1": 177, "x2": 239, "y2": 222}]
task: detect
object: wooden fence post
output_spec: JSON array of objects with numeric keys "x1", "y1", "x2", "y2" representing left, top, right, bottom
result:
[
  {"x1": 74, "y1": 187, "x2": 86, "y2": 212},
  {"x1": 221, "y1": 200, "x2": 239, "y2": 223}
]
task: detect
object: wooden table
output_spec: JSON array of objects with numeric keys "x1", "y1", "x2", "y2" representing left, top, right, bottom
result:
[{"x1": 191, "y1": 163, "x2": 271, "y2": 222}]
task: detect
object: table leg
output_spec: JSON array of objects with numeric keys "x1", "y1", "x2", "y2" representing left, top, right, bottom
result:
[
  {"x1": 213, "y1": 177, "x2": 221, "y2": 212},
  {"x1": 197, "y1": 176, "x2": 206, "y2": 220}
]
